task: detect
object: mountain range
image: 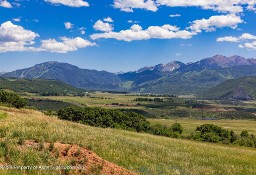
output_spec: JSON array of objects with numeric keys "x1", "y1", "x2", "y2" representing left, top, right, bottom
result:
[
  {"x1": 2, "y1": 55, "x2": 256, "y2": 95},
  {"x1": 3, "y1": 61, "x2": 121, "y2": 90}
]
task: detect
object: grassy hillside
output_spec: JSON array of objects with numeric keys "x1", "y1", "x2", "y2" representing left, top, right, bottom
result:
[
  {"x1": 0, "y1": 78, "x2": 85, "y2": 96},
  {"x1": 201, "y1": 76, "x2": 256, "y2": 100},
  {"x1": 0, "y1": 107, "x2": 256, "y2": 174}
]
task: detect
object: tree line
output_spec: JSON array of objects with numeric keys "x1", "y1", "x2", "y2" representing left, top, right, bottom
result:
[{"x1": 57, "y1": 107, "x2": 183, "y2": 137}]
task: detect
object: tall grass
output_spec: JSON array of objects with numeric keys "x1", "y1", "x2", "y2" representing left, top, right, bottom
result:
[{"x1": 0, "y1": 107, "x2": 256, "y2": 174}]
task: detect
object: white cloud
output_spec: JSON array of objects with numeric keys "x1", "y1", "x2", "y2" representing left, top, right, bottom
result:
[
  {"x1": 103, "y1": 17, "x2": 114, "y2": 23},
  {"x1": 114, "y1": 0, "x2": 256, "y2": 13},
  {"x1": 169, "y1": 14, "x2": 181, "y2": 18},
  {"x1": 216, "y1": 36, "x2": 239, "y2": 42},
  {"x1": 0, "y1": 21, "x2": 39, "y2": 52},
  {"x1": 93, "y1": 20, "x2": 113, "y2": 32},
  {"x1": 128, "y1": 20, "x2": 139, "y2": 24},
  {"x1": 0, "y1": 0, "x2": 12, "y2": 8},
  {"x1": 45, "y1": 0, "x2": 89, "y2": 7},
  {"x1": 113, "y1": 0, "x2": 158, "y2": 12},
  {"x1": 40, "y1": 37, "x2": 96, "y2": 53},
  {"x1": 217, "y1": 33, "x2": 256, "y2": 50},
  {"x1": 64, "y1": 22, "x2": 73, "y2": 29},
  {"x1": 217, "y1": 33, "x2": 256, "y2": 42},
  {"x1": 0, "y1": 21, "x2": 95, "y2": 53},
  {"x1": 239, "y1": 41, "x2": 256, "y2": 50},
  {"x1": 79, "y1": 27, "x2": 86, "y2": 35},
  {"x1": 189, "y1": 14, "x2": 243, "y2": 33},
  {"x1": 157, "y1": 0, "x2": 244, "y2": 13},
  {"x1": 240, "y1": 33, "x2": 256, "y2": 40},
  {"x1": 12, "y1": 18, "x2": 21, "y2": 22},
  {"x1": 91, "y1": 24, "x2": 195, "y2": 42}
]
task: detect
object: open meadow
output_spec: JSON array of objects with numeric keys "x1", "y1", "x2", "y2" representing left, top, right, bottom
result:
[{"x1": 148, "y1": 118, "x2": 256, "y2": 136}]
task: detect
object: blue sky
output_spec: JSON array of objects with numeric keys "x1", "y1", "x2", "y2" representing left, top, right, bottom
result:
[{"x1": 0, "y1": 0, "x2": 256, "y2": 72}]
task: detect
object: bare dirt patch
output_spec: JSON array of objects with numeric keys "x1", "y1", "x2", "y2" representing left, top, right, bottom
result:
[{"x1": 23, "y1": 140, "x2": 137, "y2": 175}]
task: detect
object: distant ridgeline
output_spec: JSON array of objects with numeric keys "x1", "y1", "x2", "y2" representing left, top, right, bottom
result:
[
  {"x1": 200, "y1": 76, "x2": 256, "y2": 100},
  {"x1": 2, "y1": 55, "x2": 256, "y2": 95},
  {"x1": 0, "y1": 78, "x2": 86, "y2": 96}
]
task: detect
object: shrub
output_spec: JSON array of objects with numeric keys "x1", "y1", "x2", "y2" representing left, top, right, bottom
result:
[
  {"x1": 240, "y1": 130, "x2": 249, "y2": 137},
  {"x1": 171, "y1": 123, "x2": 183, "y2": 134},
  {"x1": 0, "y1": 90, "x2": 27, "y2": 108},
  {"x1": 192, "y1": 124, "x2": 231, "y2": 143}
]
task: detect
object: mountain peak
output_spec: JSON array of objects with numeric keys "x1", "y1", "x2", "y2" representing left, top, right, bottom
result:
[
  {"x1": 35, "y1": 61, "x2": 59, "y2": 66},
  {"x1": 136, "y1": 61, "x2": 185, "y2": 73},
  {"x1": 202, "y1": 55, "x2": 255, "y2": 68}
]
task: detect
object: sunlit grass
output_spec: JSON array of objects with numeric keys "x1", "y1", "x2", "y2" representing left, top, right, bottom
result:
[
  {"x1": 0, "y1": 107, "x2": 255, "y2": 174},
  {"x1": 149, "y1": 118, "x2": 256, "y2": 136}
]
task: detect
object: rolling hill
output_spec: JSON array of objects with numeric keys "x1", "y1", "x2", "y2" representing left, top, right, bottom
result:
[
  {"x1": 0, "y1": 106, "x2": 256, "y2": 174},
  {"x1": 200, "y1": 76, "x2": 256, "y2": 100},
  {"x1": 0, "y1": 78, "x2": 85, "y2": 96}
]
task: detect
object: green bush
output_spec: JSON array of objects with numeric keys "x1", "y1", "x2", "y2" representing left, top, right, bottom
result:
[
  {"x1": 240, "y1": 130, "x2": 249, "y2": 137},
  {"x1": 148, "y1": 124, "x2": 180, "y2": 138},
  {"x1": 190, "y1": 124, "x2": 231, "y2": 143},
  {"x1": 171, "y1": 123, "x2": 183, "y2": 134},
  {"x1": 0, "y1": 90, "x2": 27, "y2": 108}
]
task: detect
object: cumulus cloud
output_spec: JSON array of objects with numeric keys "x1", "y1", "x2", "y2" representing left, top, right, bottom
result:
[
  {"x1": 90, "y1": 14, "x2": 244, "y2": 42},
  {"x1": 45, "y1": 0, "x2": 89, "y2": 7},
  {"x1": 157, "y1": 0, "x2": 244, "y2": 13},
  {"x1": 0, "y1": 21, "x2": 95, "y2": 53},
  {"x1": 113, "y1": 0, "x2": 158, "y2": 12},
  {"x1": 189, "y1": 14, "x2": 243, "y2": 33},
  {"x1": 240, "y1": 33, "x2": 256, "y2": 40},
  {"x1": 103, "y1": 17, "x2": 114, "y2": 23},
  {"x1": 217, "y1": 33, "x2": 256, "y2": 50},
  {"x1": 239, "y1": 41, "x2": 256, "y2": 50},
  {"x1": 91, "y1": 24, "x2": 195, "y2": 42},
  {"x1": 64, "y1": 22, "x2": 73, "y2": 29},
  {"x1": 216, "y1": 36, "x2": 239, "y2": 42},
  {"x1": 217, "y1": 33, "x2": 256, "y2": 42},
  {"x1": 0, "y1": 21, "x2": 39, "y2": 52},
  {"x1": 40, "y1": 37, "x2": 95, "y2": 53},
  {"x1": 93, "y1": 20, "x2": 113, "y2": 32},
  {"x1": 113, "y1": 0, "x2": 256, "y2": 13},
  {"x1": 0, "y1": 0, "x2": 12, "y2": 8}
]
